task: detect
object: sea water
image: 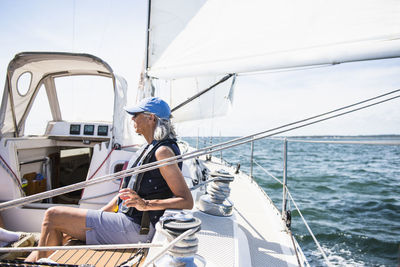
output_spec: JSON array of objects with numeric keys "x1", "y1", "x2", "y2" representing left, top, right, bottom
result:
[{"x1": 182, "y1": 136, "x2": 400, "y2": 267}]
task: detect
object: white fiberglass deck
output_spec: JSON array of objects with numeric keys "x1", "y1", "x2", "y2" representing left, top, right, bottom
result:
[
  {"x1": 146, "y1": 157, "x2": 305, "y2": 267},
  {"x1": 205, "y1": 159, "x2": 303, "y2": 267}
]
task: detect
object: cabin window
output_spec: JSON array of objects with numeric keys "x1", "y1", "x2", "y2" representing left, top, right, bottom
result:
[
  {"x1": 17, "y1": 72, "x2": 32, "y2": 96},
  {"x1": 24, "y1": 85, "x2": 52, "y2": 135},
  {"x1": 55, "y1": 75, "x2": 114, "y2": 122}
]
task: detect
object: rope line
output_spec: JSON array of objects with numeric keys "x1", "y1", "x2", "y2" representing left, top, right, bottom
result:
[
  {"x1": 0, "y1": 89, "x2": 399, "y2": 211},
  {"x1": 253, "y1": 153, "x2": 331, "y2": 265},
  {"x1": 253, "y1": 160, "x2": 283, "y2": 185},
  {"x1": 0, "y1": 155, "x2": 24, "y2": 197},
  {"x1": 87, "y1": 147, "x2": 116, "y2": 181},
  {"x1": 250, "y1": 135, "x2": 400, "y2": 266},
  {"x1": 251, "y1": 142, "x2": 332, "y2": 264},
  {"x1": 0, "y1": 242, "x2": 163, "y2": 253},
  {"x1": 286, "y1": 138, "x2": 400, "y2": 145},
  {"x1": 286, "y1": 188, "x2": 333, "y2": 266}
]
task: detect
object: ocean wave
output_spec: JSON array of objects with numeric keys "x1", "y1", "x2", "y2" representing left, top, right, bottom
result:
[
  {"x1": 183, "y1": 136, "x2": 400, "y2": 266},
  {"x1": 298, "y1": 231, "x2": 399, "y2": 266}
]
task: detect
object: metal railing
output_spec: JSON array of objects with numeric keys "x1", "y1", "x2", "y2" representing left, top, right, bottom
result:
[{"x1": 247, "y1": 136, "x2": 400, "y2": 267}]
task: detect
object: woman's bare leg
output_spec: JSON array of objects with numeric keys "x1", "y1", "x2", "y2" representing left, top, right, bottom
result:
[
  {"x1": 0, "y1": 214, "x2": 4, "y2": 228},
  {"x1": 25, "y1": 206, "x2": 89, "y2": 262}
]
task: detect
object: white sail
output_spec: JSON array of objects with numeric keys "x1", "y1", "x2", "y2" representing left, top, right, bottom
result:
[
  {"x1": 146, "y1": 0, "x2": 207, "y2": 68},
  {"x1": 145, "y1": 0, "x2": 235, "y2": 122},
  {"x1": 148, "y1": 0, "x2": 400, "y2": 79},
  {"x1": 152, "y1": 74, "x2": 235, "y2": 122}
]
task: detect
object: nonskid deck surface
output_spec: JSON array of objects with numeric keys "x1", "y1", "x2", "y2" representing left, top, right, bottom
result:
[{"x1": 203, "y1": 158, "x2": 301, "y2": 267}]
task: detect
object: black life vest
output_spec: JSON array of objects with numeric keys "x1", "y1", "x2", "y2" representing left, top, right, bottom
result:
[{"x1": 119, "y1": 138, "x2": 182, "y2": 234}]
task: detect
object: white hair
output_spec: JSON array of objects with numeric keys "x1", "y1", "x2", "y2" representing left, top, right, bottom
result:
[{"x1": 153, "y1": 117, "x2": 177, "y2": 140}]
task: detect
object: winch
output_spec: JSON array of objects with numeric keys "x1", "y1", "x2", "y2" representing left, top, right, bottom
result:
[
  {"x1": 155, "y1": 211, "x2": 205, "y2": 267},
  {"x1": 198, "y1": 169, "x2": 234, "y2": 217}
]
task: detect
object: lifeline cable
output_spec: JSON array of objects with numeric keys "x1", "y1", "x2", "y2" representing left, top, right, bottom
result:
[
  {"x1": 0, "y1": 242, "x2": 162, "y2": 253},
  {"x1": 0, "y1": 89, "x2": 399, "y2": 211},
  {"x1": 254, "y1": 154, "x2": 331, "y2": 266}
]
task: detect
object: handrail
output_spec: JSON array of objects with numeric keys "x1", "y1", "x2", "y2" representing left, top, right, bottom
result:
[
  {"x1": 250, "y1": 138, "x2": 333, "y2": 266},
  {"x1": 0, "y1": 242, "x2": 163, "y2": 253},
  {"x1": 253, "y1": 160, "x2": 282, "y2": 185},
  {"x1": 287, "y1": 138, "x2": 400, "y2": 145},
  {"x1": 286, "y1": 188, "x2": 333, "y2": 267},
  {"x1": 1, "y1": 89, "x2": 399, "y2": 211},
  {"x1": 247, "y1": 136, "x2": 400, "y2": 267}
]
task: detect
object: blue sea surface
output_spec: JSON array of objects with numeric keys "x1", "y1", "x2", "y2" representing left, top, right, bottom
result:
[{"x1": 182, "y1": 136, "x2": 400, "y2": 267}]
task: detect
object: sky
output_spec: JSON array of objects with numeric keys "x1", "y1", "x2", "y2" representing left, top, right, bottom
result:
[{"x1": 0, "y1": 0, "x2": 399, "y2": 137}]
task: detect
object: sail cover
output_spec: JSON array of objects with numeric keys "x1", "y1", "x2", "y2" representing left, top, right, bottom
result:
[{"x1": 147, "y1": 0, "x2": 400, "y2": 79}]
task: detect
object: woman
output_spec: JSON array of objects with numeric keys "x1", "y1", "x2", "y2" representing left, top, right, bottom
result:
[{"x1": 26, "y1": 97, "x2": 193, "y2": 262}]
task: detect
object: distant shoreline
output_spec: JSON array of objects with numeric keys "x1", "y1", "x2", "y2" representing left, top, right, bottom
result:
[{"x1": 182, "y1": 134, "x2": 400, "y2": 138}]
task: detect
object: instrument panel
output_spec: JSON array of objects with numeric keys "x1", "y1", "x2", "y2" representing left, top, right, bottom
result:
[
  {"x1": 46, "y1": 121, "x2": 111, "y2": 140},
  {"x1": 69, "y1": 124, "x2": 109, "y2": 137}
]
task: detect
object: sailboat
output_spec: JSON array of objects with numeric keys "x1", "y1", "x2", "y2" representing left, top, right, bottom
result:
[{"x1": 0, "y1": 0, "x2": 399, "y2": 266}]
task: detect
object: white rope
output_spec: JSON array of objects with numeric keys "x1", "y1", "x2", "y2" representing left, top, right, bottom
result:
[{"x1": 0, "y1": 242, "x2": 163, "y2": 253}]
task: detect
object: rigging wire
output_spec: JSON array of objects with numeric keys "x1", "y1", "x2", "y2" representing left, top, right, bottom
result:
[
  {"x1": 0, "y1": 89, "x2": 399, "y2": 211},
  {"x1": 286, "y1": 189, "x2": 333, "y2": 266},
  {"x1": 0, "y1": 242, "x2": 162, "y2": 253},
  {"x1": 71, "y1": 0, "x2": 76, "y2": 52},
  {"x1": 254, "y1": 151, "x2": 332, "y2": 266}
]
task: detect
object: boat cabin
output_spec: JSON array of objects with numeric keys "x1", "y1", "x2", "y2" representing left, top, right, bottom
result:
[{"x1": 0, "y1": 52, "x2": 137, "y2": 232}]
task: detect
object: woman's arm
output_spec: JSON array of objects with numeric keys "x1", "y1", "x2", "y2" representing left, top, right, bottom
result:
[{"x1": 119, "y1": 145, "x2": 193, "y2": 211}]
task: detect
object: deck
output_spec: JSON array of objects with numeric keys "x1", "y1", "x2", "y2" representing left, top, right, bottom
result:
[
  {"x1": 45, "y1": 240, "x2": 148, "y2": 266},
  {"x1": 49, "y1": 248, "x2": 146, "y2": 266},
  {"x1": 203, "y1": 159, "x2": 306, "y2": 266}
]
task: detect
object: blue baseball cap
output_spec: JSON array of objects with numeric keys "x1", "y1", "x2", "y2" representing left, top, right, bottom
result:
[{"x1": 124, "y1": 97, "x2": 171, "y2": 120}]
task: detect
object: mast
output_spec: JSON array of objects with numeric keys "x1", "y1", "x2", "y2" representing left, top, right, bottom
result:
[{"x1": 144, "y1": 0, "x2": 152, "y2": 80}]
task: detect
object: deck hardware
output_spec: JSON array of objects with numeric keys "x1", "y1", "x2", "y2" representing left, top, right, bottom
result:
[
  {"x1": 284, "y1": 210, "x2": 292, "y2": 229},
  {"x1": 234, "y1": 163, "x2": 240, "y2": 174},
  {"x1": 250, "y1": 139, "x2": 254, "y2": 178},
  {"x1": 154, "y1": 211, "x2": 204, "y2": 266},
  {"x1": 282, "y1": 138, "x2": 288, "y2": 219},
  {"x1": 198, "y1": 170, "x2": 234, "y2": 216}
]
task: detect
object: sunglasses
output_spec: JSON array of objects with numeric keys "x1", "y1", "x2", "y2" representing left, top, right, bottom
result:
[{"x1": 132, "y1": 112, "x2": 152, "y2": 118}]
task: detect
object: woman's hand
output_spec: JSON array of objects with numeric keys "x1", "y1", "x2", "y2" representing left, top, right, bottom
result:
[{"x1": 118, "y1": 188, "x2": 148, "y2": 211}]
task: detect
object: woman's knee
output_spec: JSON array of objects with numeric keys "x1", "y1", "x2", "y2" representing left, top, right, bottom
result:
[
  {"x1": 42, "y1": 206, "x2": 65, "y2": 227},
  {"x1": 43, "y1": 206, "x2": 87, "y2": 230}
]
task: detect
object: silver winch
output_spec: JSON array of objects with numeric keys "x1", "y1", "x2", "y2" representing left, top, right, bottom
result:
[
  {"x1": 155, "y1": 211, "x2": 205, "y2": 267},
  {"x1": 198, "y1": 169, "x2": 234, "y2": 217}
]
